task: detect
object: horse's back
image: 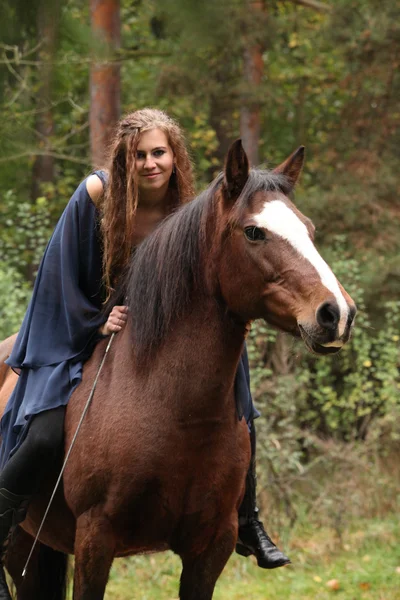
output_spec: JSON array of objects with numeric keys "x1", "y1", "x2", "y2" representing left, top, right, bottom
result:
[{"x1": 0, "y1": 333, "x2": 18, "y2": 418}]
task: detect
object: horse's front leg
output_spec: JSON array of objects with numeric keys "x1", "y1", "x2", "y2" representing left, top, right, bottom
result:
[
  {"x1": 73, "y1": 509, "x2": 115, "y2": 600},
  {"x1": 179, "y1": 518, "x2": 237, "y2": 600},
  {"x1": 5, "y1": 527, "x2": 47, "y2": 600}
]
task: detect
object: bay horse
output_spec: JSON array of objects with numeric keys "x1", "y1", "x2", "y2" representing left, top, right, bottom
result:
[{"x1": 0, "y1": 141, "x2": 356, "y2": 599}]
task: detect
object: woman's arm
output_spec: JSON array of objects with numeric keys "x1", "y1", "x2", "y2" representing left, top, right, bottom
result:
[{"x1": 86, "y1": 174, "x2": 104, "y2": 206}]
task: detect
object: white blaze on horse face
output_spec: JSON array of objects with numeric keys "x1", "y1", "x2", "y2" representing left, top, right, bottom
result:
[{"x1": 253, "y1": 200, "x2": 349, "y2": 338}]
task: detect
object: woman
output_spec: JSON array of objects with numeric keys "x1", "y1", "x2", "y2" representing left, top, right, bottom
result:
[{"x1": 0, "y1": 108, "x2": 289, "y2": 570}]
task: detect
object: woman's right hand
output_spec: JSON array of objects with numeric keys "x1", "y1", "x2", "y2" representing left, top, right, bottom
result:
[{"x1": 100, "y1": 305, "x2": 129, "y2": 336}]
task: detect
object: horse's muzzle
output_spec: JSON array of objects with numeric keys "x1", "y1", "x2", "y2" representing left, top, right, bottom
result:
[
  {"x1": 298, "y1": 325, "x2": 343, "y2": 355},
  {"x1": 298, "y1": 299, "x2": 357, "y2": 355}
]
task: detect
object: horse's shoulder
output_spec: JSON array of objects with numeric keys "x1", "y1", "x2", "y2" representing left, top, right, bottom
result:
[
  {"x1": 74, "y1": 336, "x2": 111, "y2": 395},
  {"x1": 0, "y1": 334, "x2": 18, "y2": 372}
]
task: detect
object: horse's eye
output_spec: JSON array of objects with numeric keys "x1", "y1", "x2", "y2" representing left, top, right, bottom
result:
[{"x1": 244, "y1": 226, "x2": 266, "y2": 242}]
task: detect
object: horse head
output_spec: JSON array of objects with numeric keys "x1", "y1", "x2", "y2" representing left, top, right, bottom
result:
[{"x1": 216, "y1": 140, "x2": 356, "y2": 355}]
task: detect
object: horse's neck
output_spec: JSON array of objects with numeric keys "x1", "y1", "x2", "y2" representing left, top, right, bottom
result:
[
  {"x1": 119, "y1": 300, "x2": 248, "y2": 409},
  {"x1": 168, "y1": 303, "x2": 247, "y2": 376}
]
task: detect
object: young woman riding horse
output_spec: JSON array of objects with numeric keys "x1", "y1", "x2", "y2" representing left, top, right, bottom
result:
[
  {"x1": 1, "y1": 133, "x2": 356, "y2": 600},
  {"x1": 0, "y1": 109, "x2": 288, "y2": 591}
]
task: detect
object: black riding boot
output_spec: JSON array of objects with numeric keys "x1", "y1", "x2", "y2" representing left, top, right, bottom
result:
[
  {"x1": 236, "y1": 423, "x2": 291, "y2": 569},
  {"x1": 0, "y1": 488, "x2": 30, "y2": 550},
  {"x1": 0, "y1": 566, "x2": 11, "y2": 600},
  {"x1": 0, "y1": 488, "x2": 30, "y2": 599}
]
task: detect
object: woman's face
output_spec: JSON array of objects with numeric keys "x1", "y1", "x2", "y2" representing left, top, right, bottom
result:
[{"x1": 135, "y1": 128, "x2": 174, "y2": 198}]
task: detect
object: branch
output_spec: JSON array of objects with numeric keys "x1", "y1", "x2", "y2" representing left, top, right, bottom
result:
[
  {"x1": 290, "y1": 0, "x2": 332, "y2": 12},
  {"x1": 54, "y1": 121, "x2": 89, "y2": 145},
  {"x1": 2, "y1": 98, "x2": 82, "y2": 118},
  {"x1": 0, "y1": 50, "x2": 171, "y2": 68},
  {"x1": 0, "y1": 150, "x2": 89, "y2": 165}
]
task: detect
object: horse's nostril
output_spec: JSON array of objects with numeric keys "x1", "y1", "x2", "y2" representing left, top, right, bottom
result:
[
  {"x1": 348, "y1": 303, "x2": 357, "y2": 326},
  {"x1": 316, "y1": 301, "x2": 340, "y2": 331}
]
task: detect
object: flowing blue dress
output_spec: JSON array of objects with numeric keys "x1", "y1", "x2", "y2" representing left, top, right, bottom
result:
[{"x1": 0, "y1": 173, "x2": 107, "y2": 467}]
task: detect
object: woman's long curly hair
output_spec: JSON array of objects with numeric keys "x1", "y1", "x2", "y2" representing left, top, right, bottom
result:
[{"x1": 98, "y1": 108, "x2": 195, "y2": 300}]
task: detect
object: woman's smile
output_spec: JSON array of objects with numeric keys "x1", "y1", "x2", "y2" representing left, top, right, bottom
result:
[{"x1": 142, "y1": 172, "x2": 161, "y2": 178}]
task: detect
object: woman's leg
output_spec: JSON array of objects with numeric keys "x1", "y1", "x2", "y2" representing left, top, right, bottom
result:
[
  {"x1": 0, "y1": 406, "x2": 66, "y2": 548},
  {"x1": 235, "y1": 349, "x2": 290, "y2": 569},
  {"x1": 236, "y1": 419, "x2": 290, "y2": 568}
]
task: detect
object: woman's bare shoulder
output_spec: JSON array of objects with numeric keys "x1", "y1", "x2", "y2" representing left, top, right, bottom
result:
[{"x1": 86, "y1": 174, "x2": 104, "y2": 206}]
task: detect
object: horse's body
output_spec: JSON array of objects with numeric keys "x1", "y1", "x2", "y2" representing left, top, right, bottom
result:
[
  {"x1": 29, "y1": 309, "x2": 250, "y2": 556},
  {"x1": 0, "y1": 142, "x2": 356, "y2": 599}
]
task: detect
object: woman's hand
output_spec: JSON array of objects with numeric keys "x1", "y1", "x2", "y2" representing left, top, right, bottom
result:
[{"x1": 100, "y1": 305, "x2": 129, "y2": 336}]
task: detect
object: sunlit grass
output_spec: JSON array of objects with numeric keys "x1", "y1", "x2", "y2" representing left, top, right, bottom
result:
[{"x1": 98, "y1": 515, "x2": 400, "y2": 599}]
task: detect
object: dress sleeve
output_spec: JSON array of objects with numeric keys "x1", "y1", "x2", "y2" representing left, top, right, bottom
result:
[{"x1": 6, "y1": 179, "x2": 106, "y2": 368}]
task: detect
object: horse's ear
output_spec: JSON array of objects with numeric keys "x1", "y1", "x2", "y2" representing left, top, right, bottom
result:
[
  {"x1": 273, "y1": 146, "x2": 305, "y2": 189},
  {"x1": 223, "y1": 139, "x2": 250, "y2": 202}
]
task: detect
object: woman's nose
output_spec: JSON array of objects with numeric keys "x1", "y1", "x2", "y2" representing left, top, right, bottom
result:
[{"x1": 144, "y1": 155, "x2": 156, "y2": 169}]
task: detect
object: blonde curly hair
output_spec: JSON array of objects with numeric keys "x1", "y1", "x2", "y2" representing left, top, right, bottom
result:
[{"x1": 98, "y1": 108, "x2": 195, "y2": 299}]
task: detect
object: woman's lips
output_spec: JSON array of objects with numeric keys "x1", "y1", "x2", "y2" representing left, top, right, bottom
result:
[{"x1": 142, "y1": 172, "x2": 160, "y2": 178}]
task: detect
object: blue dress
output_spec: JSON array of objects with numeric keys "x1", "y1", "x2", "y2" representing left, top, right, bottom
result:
[
  {"x1": 0, "y1": 174, "x2": 107, "y2": 466},
  {"x1": 0, "y1": 172, "x2": 257, "y2": 467}
]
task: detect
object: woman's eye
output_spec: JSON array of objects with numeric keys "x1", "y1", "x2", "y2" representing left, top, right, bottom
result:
[
  {"x1": 153, "y1": 149, "x2": 165, "y2": 157},
  {"x1": 136, "y1": 151, "x2": 146, "y2": 159},
  {"x1": 244, "y1": 226, "x2": 266, "y2": 242}
]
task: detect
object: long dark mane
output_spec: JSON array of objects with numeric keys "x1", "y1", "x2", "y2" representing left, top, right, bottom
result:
[{"x1": 123, "y1": 169, "x2": 289, "y2": 361}]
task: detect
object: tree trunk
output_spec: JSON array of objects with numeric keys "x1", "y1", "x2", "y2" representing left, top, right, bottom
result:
[
  {"x1": 296, "y1": 77, "x2": 307, "y2": 145},
  {"x1": 207, "y1": 49, "x2": 239, "y2": 173},
  {"x1": 28, "y1": 0, "x2": 60, "y2": 283},
  {"x1": 209, "y1": 92, "x2": 235, "y2": 167},
  {"x1": 90, "y1": 0, "x2": 121, "y2": 167},
  {"x1": 240, "y1": 1, "x2": 265, "y2": 167},
  {"x1": 31, "y1": 0, "x2": 60, "y2": 201}
]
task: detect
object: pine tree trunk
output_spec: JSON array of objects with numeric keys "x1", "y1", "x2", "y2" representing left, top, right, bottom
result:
[
  {"x1": 29, "y1": 0, "x2": 60, "y2": 282},
  {"x1": 240, "y1": 1, "x2": 265, "y2": 167},
  {"x1": 31, "y1": 0, "x2": 60, "y2": 202},
  {"x1": 90, "y1": 0, "x2": 121, "y2": 167}
]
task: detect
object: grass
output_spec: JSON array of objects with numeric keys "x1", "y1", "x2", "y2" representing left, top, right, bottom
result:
[{"x1": 101, "y1": 515, "x2": 400, "y2": 599}]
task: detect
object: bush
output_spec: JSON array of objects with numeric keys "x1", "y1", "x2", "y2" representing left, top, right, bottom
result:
[
  {"x1": 0, "y1": 264, "x2": 31, "y2": 339},
  {"x1": 0, "y1": 190, "x2": 52, "y2": 340},
  {"x1": 247, "y1": 242, "x2": 400, "y2": 530}
]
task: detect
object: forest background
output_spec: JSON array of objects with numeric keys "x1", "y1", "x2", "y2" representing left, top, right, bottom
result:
[{"x1": 0, "y1": 0, "x2": 399, "y2": 598}]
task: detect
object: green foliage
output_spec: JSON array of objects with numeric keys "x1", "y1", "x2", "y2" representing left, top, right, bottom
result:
[
  {"x1": 296, "y1": 247, "x2": 400, "y2": 442},
  {"x1": 0, "y1": 265, "x2": 31, "y2": 339},
  {"x1": 0, "y1": 189, "x2": 52, "y2": 338},
  {"x1": 0, "y1": 190, "x2": 52, "y2": 277},
  {"x1": 246, "y1": 239, "x2": 399, "y2": 531},
  {"x1": 249, "y1": 242, "x2": 399, "y2": 448}
]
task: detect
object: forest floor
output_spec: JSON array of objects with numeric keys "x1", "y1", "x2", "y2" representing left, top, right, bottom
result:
[{"x1": 100, "y1": 514, "x2": 400, "y2": 600}]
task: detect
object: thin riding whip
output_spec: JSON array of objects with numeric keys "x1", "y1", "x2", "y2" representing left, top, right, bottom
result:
[{"x1": 22, "y1": 332, "x2": 115, "y2": 578}]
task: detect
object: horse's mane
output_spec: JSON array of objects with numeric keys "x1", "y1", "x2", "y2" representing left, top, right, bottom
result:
[{"x1": 123, "y1": 168, "x2": 289, "y2": 361}]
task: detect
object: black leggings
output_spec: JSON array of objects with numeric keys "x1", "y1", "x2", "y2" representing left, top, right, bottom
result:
[{"x1": 0, "y1": 406, "x2": 65, "y2": 496}]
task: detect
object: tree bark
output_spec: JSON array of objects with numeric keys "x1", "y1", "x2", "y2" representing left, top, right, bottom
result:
[
  {"x1": 240, "y1": 1, "x2": 265, "y2": 167},
  {"x1": 209, "y1": 91, "x2": 235, "y2": 167},
  {"x1": 296, "y1": 77, "x2": 307, "y2": 146},
  {"x1": 31, "y1": 0, "x2": 60, "y2": 201},
  {"x1": 240, "y1": 43, "x2": 263, "y2": 166},
  {"x1": 90, "y1": 0, "x2": 121, "y2": 167}
]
